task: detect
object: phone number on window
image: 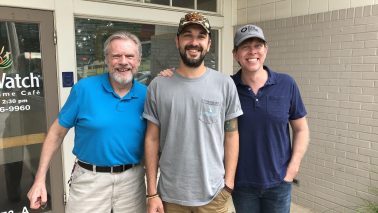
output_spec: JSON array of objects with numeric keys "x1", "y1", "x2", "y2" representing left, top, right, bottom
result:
[{"x1": 0, "y1": 105, "x2": 31, "y2": 112}]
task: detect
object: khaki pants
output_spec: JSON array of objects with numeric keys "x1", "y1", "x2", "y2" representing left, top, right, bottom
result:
[
  {"x1": 163, "y1": 188, "x2": 231, "y2": 213},
  {"x1": 66, "y1": 163, "x2": 146, "y2": 213}
]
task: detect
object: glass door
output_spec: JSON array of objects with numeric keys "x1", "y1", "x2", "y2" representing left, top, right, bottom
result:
[{"x1": 0, "y1": 7, "x2": 63, "y2": 213}]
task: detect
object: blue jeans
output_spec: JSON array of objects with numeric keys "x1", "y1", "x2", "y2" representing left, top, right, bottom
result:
[{"x1": 232, "y1": 182, "x2": 292, "y2": 213}]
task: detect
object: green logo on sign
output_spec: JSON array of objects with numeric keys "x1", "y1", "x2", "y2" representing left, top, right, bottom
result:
[{"x1": 0, "y1": 46, "x2": 13, "y2": 69}]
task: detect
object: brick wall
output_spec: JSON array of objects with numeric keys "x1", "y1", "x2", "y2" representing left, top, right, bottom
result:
[{"x1": 234, "y1": 4, "x2": 378, "y2": 213}]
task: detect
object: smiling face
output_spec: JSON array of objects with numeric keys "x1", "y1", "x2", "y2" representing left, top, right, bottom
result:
[
  {"x1": 176, "y1": 24, "x2": 211, "y2": 68},
  {"x1": 105, "y1": 38, "x2": 141, "y2": 87},
  {"x1": 233, "y1": 38, "x2": 268, "y2": 74}
]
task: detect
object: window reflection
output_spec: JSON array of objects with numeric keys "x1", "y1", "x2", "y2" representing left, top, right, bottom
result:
[
  {"x1": 173, "y1": 0, "x2": 194, "y2": 9},
  {"x1": 124, "y1": 0, "x2": 217, "y2": 12},
  {"x1": 146, "y1": 0, "x2": 170, "y2": 6},
  {"x1": 198, "y1": 0, "x2": 217, "y2": 12},
  {"x1": 74, "y1": 18, "x2": 218, "y2": 84},
  {"x1": 0, "y1": 21, "x2": 50, "y2": 213}
]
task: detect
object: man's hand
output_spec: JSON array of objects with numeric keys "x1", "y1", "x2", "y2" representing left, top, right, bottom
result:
[
  {"x1": 285, "y1": 117, "x2": 309, "y2": 183},
  {"x1": 27, "y1": 180, "x2": 47, "y2": 209},
  {"x1": 26, "y1": 119, "x2": 69, "y2": 209},
  {"x1": 284, "y1": 162, "x2": 299, "y2": 182},
  {"x1": 158, "y1": 68, "x2": 175, "y2": 77},
  {"x1": 147, "y1": 196, "x2": 165, "y2": 213}
]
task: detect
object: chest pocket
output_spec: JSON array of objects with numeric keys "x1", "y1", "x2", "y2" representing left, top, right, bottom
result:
[
  {"x1": 199, "y1": 99, "x2": 221, "y2": 124},
  {"x1": 267, "y1": 96, "x2": 289, "y2": 121}
]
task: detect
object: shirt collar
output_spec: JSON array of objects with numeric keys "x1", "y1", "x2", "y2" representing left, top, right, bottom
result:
[
  {"x1": 233, "y1": 65, "x2": 277, "y2": 86},
  {"x1": 102, "y1": 73, "x2": 139, "y2": 100}
]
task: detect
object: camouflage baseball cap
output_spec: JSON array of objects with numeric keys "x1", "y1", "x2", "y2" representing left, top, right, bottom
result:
[{"x1": 177, "y1": 12, "x2": 211, "y2": 35}]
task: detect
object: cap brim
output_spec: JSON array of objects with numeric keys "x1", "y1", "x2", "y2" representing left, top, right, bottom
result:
[
  {"x1": 236, "y1": 34, "x2": 266, "y2": 47},
  {"x1": 178, "y1": 22, "x2": 210, "y2": 34}
]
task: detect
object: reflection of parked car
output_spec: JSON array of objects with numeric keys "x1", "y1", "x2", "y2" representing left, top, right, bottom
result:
[{"x1": 135, "y1": 70, "x2": 152, "y2": 85}]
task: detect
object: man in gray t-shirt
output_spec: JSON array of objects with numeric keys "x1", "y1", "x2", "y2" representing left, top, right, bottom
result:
[{"x1": 144, "y1": 12, "x2": 243, "y2": 213}]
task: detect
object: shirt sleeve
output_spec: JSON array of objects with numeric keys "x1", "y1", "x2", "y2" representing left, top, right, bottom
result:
[
  {"x1": 143, "y1": 80, "x2": 160, "y2": 126},
  {"x1": 58, "y1": 84, "x2": 80, "y2": 128},
  {"x1": 225, "y1": 76, "x2": 243, "y2": 121},
  {"x1": 289, "y1": 79, "x2": 307, "y2": 120}
]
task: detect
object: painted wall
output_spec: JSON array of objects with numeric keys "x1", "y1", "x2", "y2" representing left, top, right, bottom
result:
[
  {"x1": 237, "y1": 0, "x2": 378, "y2": 23},
  {"x1": 234, "y1": 3, "x2": 378, "y2": 212}
]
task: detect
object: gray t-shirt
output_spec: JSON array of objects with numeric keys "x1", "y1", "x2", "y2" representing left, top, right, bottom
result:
[{"x1": 143, "y1": 68, "x2": 243, "y2": 206}]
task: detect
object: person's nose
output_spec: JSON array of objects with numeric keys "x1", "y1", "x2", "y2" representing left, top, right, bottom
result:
[
  {"x1": 118, "y1": 55, "x2": 128, "y2": 65},
  {"x1": 189, "y1": 37, "x2": 201, "y2": 46},
  {"x1": 248, "y1": 46, "x2": 258, "y2": 54}
]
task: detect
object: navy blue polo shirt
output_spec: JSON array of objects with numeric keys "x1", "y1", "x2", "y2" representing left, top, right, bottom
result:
[{"x1": 232, "y1": 66, "x2": 307, "y2": 189}]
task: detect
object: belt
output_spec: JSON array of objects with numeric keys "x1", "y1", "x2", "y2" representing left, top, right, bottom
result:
[{"x1": 77, "y1": 160, "x2": 135, "y2": 173}]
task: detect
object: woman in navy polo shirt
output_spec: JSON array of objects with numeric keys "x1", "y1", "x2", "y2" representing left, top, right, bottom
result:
[{"x1": 231, "y1": 24, "x2": 310, "y2": 213}]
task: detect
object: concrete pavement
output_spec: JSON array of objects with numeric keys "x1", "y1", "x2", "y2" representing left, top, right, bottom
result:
[{"x1": 227, "y1": 198, "x2": 312, "y2": 213}]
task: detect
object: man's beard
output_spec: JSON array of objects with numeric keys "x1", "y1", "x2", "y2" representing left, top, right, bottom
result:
[
  {"x1": 179, "y1": 45, "x2": 207, "y2": 68},
  {"x1": 110, "y1": 67, "x2": 134, "y2": 86}
]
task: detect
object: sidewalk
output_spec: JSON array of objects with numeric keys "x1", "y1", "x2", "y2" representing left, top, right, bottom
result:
[
  {"x1": 227, "y1": 198, "x2": 312, "y2": 213},
  {"x1": 291, "y1": 203, "x2": 313, "y2": 213}
]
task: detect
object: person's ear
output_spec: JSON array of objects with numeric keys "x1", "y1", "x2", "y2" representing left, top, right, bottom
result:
[{"x1": 175, "y1": 36, "x2": 179, "y2": 49}]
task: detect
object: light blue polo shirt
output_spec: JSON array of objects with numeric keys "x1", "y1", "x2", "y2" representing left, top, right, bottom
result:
[{"x1": 59, "y1": 73, "x2": 147, "y2": 166}]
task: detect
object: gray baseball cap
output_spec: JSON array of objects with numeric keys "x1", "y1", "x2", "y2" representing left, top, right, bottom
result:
[{"x1": 234, "y1": 24, "x2": 266, "y2": 47}]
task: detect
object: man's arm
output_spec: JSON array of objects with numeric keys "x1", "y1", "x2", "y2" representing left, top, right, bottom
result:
[
  {"x1": 144, "y1": 121, "x2": 164, "y2": 213},
  {"x1": 27, "y1": 118, "x2": 69, "y2": 209},
  {"x1": 285, "y1": 116, "x2": 310, "y2": 182},
  {"x1": 224, "y1": 118, "x2": 239, "y2": 190}
]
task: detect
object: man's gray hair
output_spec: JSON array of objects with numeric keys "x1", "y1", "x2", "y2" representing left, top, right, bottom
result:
[{"x1": 103, "y1": 31, "x2": 142, "y2": 60}]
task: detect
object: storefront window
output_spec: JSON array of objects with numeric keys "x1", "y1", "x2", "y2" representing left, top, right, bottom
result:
[
  {"x1": 128, "y1": 0, "x2": 217, "y2": 12},
  {"x1": 198, "y1": 0, "x2": 217, "y2": 12},
  {"x1": 173, "y1": 0, "x2": 194, "y2": 9},
  {"x1": 0, "y1": 22, "x2": 51, "y2": 213},
  {"x1": 74, "y1": 18, "x2": 219, "y2": 84},
  {"x1": 146, "y1": 0, "x2": 170, "y2": 6}
]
